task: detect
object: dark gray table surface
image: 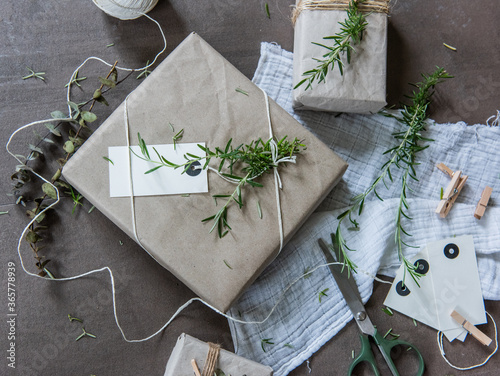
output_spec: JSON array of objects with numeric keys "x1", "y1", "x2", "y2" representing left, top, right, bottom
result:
[{"x1": 1, "y1": 1, "x2": 499, "y2": 375}]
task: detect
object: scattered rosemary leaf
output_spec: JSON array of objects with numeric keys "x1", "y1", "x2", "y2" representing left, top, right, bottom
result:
[
  {"x1": 381, "y1": 307, "x2": 394, "y2": 316},
  {"x1": 173, "y1": 128, "x2": 184, "y2": 150},
  {"x1": 261, "y1": 338, "x2": 274, "y2": 352},
  {"x1": 413, "y1": 319, "x2": 418, "y2": 327},
  {"x1": 383, "y1": 328, "x2": 393, "y2": 339},
  {"x1": 68, "y1": 314, "x2": 83, "y2": 323},
  {"x1": 265, "y1": 3, "x2": 270, "y2": 18},
  {"x1": 440, "y1": 187, "x2": 444, "y2": 200},
  {"x1": 75, "y1": 327, "x2": 96, "y2": 341},
  {"x1": 384, "y1": 328, "x2": 401, "y2": 340},
  {"x1": 106, "y1": 43, "x2": 115, "y2": 48},
  {"x1": 235, "y1": 87, "x2": 249, "y2": 96},
  {"x1": 284, "y1": 343, "x2": 294, "y2": 349},
  {"x1": 318, "y1": 288, "x2": 329, "y2": 303},
  {"x1": 103, "y1": 156, "x2": 114, "y2": 165},
  {"x1": 88, "y1": 205, "x2": 95, "y2": 214},
  {"x1": 0, "y1": 211, "x2": 9, "y2": 215},
  {"x1": 352, "y1": 350, "x2": 355, "y2": 358},
  {"x1": 257, "y1": 200, "x2": 262, "y2": 219},
  {"x1": 303, "y1": 266, "x2": 312, "y2": 279},
  {"x1": 136, "y1": 60, "x2": 151, "y2": 79},
  {"x1": 119, "y1": 240, "x2": 124, "y2": 246},
  {"x1": 443, "y1": 42, "x2": 457, "y2": 51},
  {"x1": 169, "y1": 122, "x2": 175, "y2": 132},
  {"x1": 22, "y1": 67, "x2": 45, "y2": 81},
  {"x1": 181, "y1": 194, "x2": 190, "y2": 197},
  {"x1": 223, "y1": 259, "x2": 233, "y2": 269}
]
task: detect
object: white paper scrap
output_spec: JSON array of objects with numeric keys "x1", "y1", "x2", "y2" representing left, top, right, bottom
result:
[
  {"x1": 384, "y1": 235, "x2": 486, "y2": 342},
  {"x1": 108, "y1": 143, "x2": 208, "y2": 197}
]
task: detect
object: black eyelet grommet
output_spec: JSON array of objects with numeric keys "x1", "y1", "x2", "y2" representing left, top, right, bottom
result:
[
  {"x1": 396, "y1": 281, "x2": 411, "y2": 296},
  {"x1": 444, "y1": 243, "x2": 459, "y2": 259},
  {"x1": 185, "y1": 161, "x2": 202, "y2": 177},
  {"x1": 414, "y1": 259, "x2": 429, "y2": 275}
]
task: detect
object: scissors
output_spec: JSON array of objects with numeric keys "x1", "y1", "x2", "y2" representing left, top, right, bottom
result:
[{"x1": 318, "y1": 238, "x2": 425, "y2": 376}]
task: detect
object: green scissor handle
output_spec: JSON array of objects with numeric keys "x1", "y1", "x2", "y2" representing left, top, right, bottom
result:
[
  {"x1": 348, "y1": 333, "x2": 381, "y2": 376},
  {"x1": 348, "y1": 330, "x2": 425, "y2": 376}
]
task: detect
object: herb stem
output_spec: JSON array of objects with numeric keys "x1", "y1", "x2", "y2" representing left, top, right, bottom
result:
[{"x1": 334, "y1": 67, "x2": 452, "y2": 283}]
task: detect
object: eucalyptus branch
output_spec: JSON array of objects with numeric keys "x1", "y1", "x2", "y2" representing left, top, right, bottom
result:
[
  {"x1": 13, "y1": 60, "x2": 128, "y2": 276},
  {"x1": 134, "y1": 134, "x2": 306, "y2": 237},
  {"x1": 294, "y1": 0, "x2": 367, "y2": 90},
  {"x1": 334, "y1": 67, "x2": 452, "y2": 283}
]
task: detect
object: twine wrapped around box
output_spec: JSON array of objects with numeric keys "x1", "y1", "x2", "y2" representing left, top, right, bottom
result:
[{"x1": 292, "y1": 0, "x2": 389, "y2": 25}]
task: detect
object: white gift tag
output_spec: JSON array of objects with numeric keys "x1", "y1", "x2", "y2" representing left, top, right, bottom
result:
[
  {"x1": 384, "y1": 235, "x2": 486, "y2": 342},
  {"x1": 108, "y1": 143, "x2": 208, "y2": 197},
  {"x1": 384, "y1": 246, "x2": 441, "y2": 330}
]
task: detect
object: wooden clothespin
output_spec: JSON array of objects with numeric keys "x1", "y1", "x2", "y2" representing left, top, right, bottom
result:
[
  {"x1": 435, "y1": 163, "x2": 468, "y2": 218},
  {"x1": 191, "y1": 359, "x2": 202, "y2": 376},
  {"x1": 451, "y1": 310, "x2": 492, "y2": 346},
  {"x1": 474, "y1": 186, "x2": 493, "y2": 220}
]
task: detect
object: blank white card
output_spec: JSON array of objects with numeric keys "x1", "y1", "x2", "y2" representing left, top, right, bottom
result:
[{"x1": 108, "y1": 143, "x2": 208, "y2": 197}]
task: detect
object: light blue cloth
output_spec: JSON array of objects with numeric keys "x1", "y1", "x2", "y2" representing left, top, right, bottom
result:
[{"x1": 227, "y1": 42, "x2": 500, "y2": 376}]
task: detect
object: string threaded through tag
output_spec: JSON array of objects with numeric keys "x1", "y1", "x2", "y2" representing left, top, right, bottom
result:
[{"x1": 437, "y1": 311, "x2": 498, "y2": 370}]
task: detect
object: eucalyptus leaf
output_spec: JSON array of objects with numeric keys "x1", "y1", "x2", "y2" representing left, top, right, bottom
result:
[
  {"x1": 81, "y1": 111, "x2": 97, "y2": 123},
  {"x1": 25, "y1": 230, "x2": 40, "y2": 243},
  {"x1": 98, "y1": 77, "x2": 116, "y2": 88},
  {"x1": 45, "y1": 123, "x2": 61, "y2": 137},
  {"x1": 51, "y1": 110, "x2": 67, "y2": 119},
  {"x1": 42, "y1": 183, "x2": 58, "y2": 200},
  {"x1": 63, "y1": 140, "x2": 75, "y2": 153}
]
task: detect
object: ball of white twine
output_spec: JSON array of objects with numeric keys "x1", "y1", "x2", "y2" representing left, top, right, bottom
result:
[{"x1": 92, "y1": 0, "x2": 159, "y2": 20}]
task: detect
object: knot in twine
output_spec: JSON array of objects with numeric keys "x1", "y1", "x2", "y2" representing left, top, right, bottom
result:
[
  {"x1": 291, "y1": 0, "x2": 390, "y2": 25},
  {"x1": 92, "y1": 0, "x2": 158, "y2": 20}
]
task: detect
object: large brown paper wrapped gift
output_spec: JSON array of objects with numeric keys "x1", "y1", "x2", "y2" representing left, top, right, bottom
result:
[
  {"x1": 62, "y1": 32, "x2": 348, "y2": 312},
  {"x1": 292, "y1": 0, "x2": 388, "y2": 113},
  {"x1": 164, "y1": 333, "x2": 273, "y2": 376}
]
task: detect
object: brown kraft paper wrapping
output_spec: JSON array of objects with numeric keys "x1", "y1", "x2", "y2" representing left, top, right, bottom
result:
[
  {"x1": 292, "y1": 0, "x2": 388, "y2": 113},
  {"x1": 62, "y1": 32, "x2": 348, "y2": 312},
  {"x1": 164, "y1": 333, "x2": 273, "y2": 376}
]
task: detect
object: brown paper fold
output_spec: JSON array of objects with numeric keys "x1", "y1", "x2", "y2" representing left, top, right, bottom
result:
[{"x1": 62, "y1": 32, "x2": 348, "y2": 312}]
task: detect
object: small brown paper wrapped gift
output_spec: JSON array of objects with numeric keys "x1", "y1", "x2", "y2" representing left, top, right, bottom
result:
[
  {"x1": 164, "y1": 334, "x2": 273, "y2": 376},
  {"x1": 62, "y1": 32, "x2": 348, "y2": 312},
  {"x1": 292, "y1": 0, "x2": 389, "y2": 113}
]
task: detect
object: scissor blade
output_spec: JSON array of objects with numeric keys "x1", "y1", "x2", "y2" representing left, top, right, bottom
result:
[{"x1": 318, "y1": 238, "x2": 376, "y2": 336}]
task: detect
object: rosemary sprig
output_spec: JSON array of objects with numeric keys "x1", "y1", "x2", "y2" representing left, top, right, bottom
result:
[
  {"x1": 294, "y1": 0, "x2": 367, "y2": 90},
  {"x1": 133, "y1": 135, "x2": 306, "y2": 237},
  {"x1": 334, "y1": 67, "x2": 452, "y2": 284}
]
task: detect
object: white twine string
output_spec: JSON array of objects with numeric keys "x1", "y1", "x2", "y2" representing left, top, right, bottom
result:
[
  {"x1": 92, "y1": 0, "x2": 158, "y2": 20},
  {"x1": 486, "y1": 110, "x2": 500, "y2": 127},
  {"x1": 437, "y1": 311, "x2": 498, "y2": 370}
]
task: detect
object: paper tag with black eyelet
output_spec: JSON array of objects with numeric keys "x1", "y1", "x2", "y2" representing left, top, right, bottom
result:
[{"x1": 107, "y1": 143, "x2": 208, "y2": 197}]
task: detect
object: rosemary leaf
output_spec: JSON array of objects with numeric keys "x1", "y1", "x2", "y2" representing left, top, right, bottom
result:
[{"x1": 235, "y1": 87, "x2": 249, "y2": 96}]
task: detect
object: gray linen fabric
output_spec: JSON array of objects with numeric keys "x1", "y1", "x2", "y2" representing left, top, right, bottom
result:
[{"x1": 227, "y1": 42, "x2": 500, "y2": 375}]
